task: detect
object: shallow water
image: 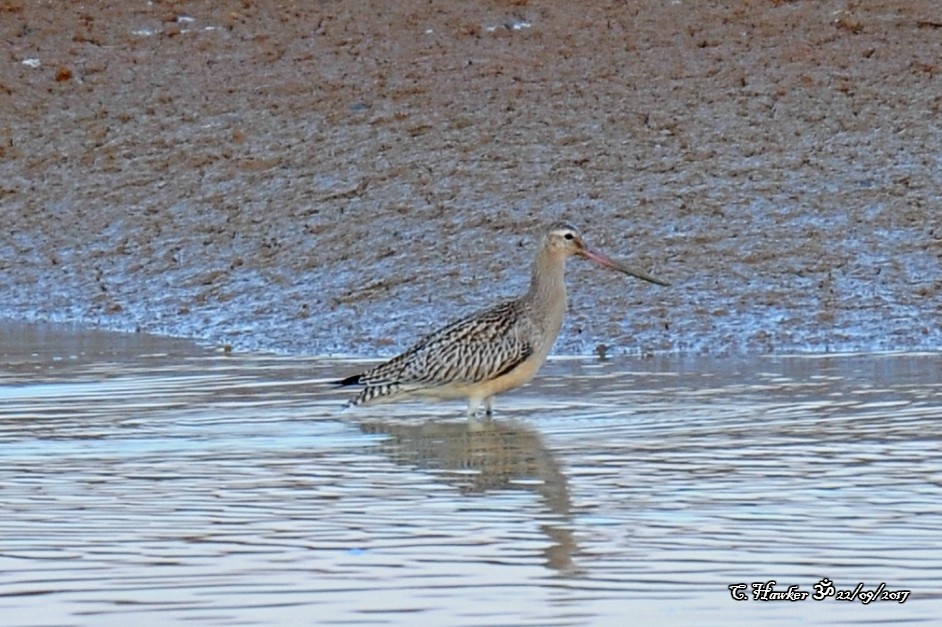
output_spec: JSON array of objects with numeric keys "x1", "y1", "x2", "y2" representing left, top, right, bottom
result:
[{"x1": 1, "y1": 323, "x2": 941, "y2": 625}]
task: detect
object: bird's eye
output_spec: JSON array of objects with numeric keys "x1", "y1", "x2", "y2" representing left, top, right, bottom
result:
[{"x1": 564, "y1": 232, "x2": 574, "y2": 240}]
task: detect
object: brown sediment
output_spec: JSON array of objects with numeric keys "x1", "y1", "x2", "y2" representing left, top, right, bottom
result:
[{"x1": 0, "y1": 1, "x2": 939, "y2": 355}]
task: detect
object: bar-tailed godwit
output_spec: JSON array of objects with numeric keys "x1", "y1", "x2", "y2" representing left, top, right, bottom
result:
[{"x1": 336, "y1": 222, "x2": 668, "y2": 416}]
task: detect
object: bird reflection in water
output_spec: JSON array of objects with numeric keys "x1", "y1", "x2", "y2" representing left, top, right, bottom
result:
[{"x1": 358, "y1": 417, "x2": 579, "y2": 575}]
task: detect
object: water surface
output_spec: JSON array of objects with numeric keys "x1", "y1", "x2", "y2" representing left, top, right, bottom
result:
[{"x1": 1, "y1": 323, "x2": 940, "y2": 625}]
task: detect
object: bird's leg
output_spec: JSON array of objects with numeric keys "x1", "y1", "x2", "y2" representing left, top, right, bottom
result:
[
  {"x1": 483, "y1": 396, "x2": 494, "y2": 417},
  {"x1": 467, "y1": 398, "x2": 480, "y2": 418}
]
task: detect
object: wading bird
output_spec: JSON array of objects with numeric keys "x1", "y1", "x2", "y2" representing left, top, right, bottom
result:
[{"x1": 336, "y1": 222, "x2": 668, "y2": 416}]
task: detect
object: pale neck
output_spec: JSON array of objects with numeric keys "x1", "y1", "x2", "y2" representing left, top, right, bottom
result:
[{"x1": 526, "y1": 246, "x2": 568, "y2": 306}]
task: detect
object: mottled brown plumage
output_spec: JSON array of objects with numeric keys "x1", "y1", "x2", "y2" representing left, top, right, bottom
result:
[{"x1": 337, "y1": 222, "x2": 668, "y2": 416}]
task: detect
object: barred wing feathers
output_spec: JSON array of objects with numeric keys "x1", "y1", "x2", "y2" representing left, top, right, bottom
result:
[{"x1": 344, "y1": 301, "x2": 533, "y2": 406}]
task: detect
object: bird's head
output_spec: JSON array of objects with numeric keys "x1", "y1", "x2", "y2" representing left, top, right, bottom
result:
[{"x1": 542, "y1": 222, "x2": 669, "y2": 286}]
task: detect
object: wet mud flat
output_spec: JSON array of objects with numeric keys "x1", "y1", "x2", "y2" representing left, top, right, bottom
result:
[
  {"x1": 1, "y1": 0, "x2": 941, "y2": 356},
  {"x1": 2, "y1": 323, "x2": 941, "y2": 625}
]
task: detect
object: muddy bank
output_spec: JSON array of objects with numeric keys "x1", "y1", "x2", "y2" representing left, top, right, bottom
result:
[{"x1": 1, "y1": 0, "x2": 939, "y2": 355}]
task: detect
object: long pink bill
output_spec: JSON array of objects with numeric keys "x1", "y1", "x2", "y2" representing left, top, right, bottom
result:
[{"x1": 581, "y1": 249, "x2": 671, "y2": 286}]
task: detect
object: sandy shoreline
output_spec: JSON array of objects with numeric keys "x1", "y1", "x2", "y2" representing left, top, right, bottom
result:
[{"x1": 2, "y1": 0, "x2": 939, "y2": 356}]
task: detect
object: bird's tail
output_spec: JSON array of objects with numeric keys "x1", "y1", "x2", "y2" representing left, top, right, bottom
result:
[
  {"x1": 334, "y1": 373, "x2": 403, "y2": 408},
  {"x1": 334, "y1": 373, "x2": 363, "y2": 387}
]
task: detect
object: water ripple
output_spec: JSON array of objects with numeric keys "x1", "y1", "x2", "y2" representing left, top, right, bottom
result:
[{"x1": 1, "y1": 326, "x2": 940, "y2": 625}]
